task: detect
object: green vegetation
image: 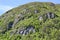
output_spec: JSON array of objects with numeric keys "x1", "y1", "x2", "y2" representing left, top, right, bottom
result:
[{"x1": 0, "y1": 2, "x2": 60, "y2": 40}]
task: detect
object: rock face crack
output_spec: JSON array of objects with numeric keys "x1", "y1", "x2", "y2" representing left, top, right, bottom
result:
[{"x1": 7, "y1": 21, "x2": 13, "y2": 30}]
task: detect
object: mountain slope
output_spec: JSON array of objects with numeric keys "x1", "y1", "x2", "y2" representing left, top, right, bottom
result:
[{"x1": 0, "y1": 2, "x2": 60, "y2": 40}]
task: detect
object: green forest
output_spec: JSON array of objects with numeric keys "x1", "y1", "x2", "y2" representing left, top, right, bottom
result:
[{"x1": 0, "y1": 2, "x2": 60, "y2": 40}]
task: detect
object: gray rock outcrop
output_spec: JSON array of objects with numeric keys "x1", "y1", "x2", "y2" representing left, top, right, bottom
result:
[
  {"x1": 39, "y1": 12, "x2": 58, "y2": 21},
  {"x1": 17, "y1": 25, "x2": 35, "y2": 35},
  {"x1": 12, "y1": 14, "x2": 24, "y2": 28}
]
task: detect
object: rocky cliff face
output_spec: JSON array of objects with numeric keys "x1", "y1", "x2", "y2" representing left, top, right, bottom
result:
[{"x1": 0, "y1": 2, "x2": 60, "y2": 40}]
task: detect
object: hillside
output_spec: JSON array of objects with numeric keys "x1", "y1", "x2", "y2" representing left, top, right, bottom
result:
[{"x1": 0, "y1": 2, "x2": 60, "y2": 40}]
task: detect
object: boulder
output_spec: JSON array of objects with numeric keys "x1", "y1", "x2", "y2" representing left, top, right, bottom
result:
[
  {"x1": 50, "y1": 3, "x2": 55, "y2": 6},
  {"x1": 39, "y1": 16, "x2": 43, "y2": 21},
  {"x1": 17, "y1": 25, "x2": 35, "y2": 35},
  {"x1": 46, "y1": 12, "x2": 55, "y2": 19},
  {"x1": 34, "y1": 10, "x2": 39, "y2": 13},
  {"x1": 39, "y1": 12, "x2": 58, "y2": 21}
]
